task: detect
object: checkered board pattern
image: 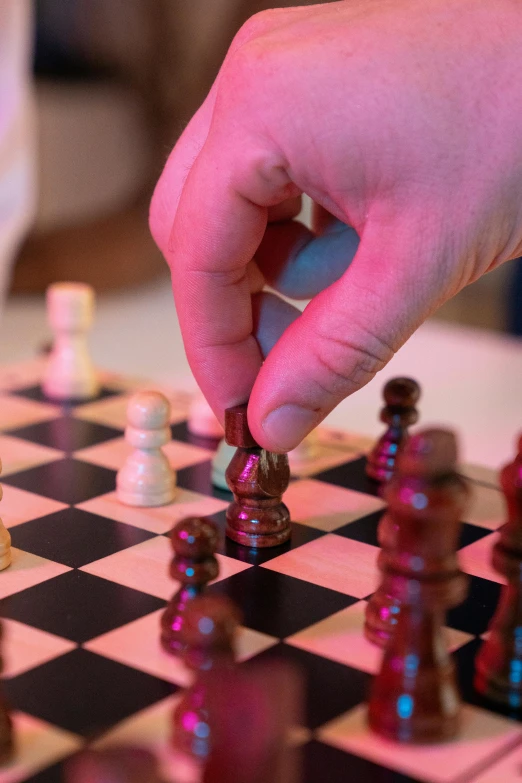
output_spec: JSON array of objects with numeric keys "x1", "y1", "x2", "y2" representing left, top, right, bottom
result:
[{"x1": 0, "y1": 358, "x2": 517, "y2": 783}]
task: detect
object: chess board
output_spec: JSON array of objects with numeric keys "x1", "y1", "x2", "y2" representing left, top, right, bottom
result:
[{"x1": 0, "y1": 358, "x2": 517, "y2": 783}]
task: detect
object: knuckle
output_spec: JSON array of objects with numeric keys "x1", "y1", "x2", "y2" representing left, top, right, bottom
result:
[{"x1": 230, "y1": 9, "x2": 284, "y2": 51}]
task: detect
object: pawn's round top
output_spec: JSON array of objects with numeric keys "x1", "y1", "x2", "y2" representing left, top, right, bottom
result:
[
  {"x1": 397, "y1": 428, "x2": 457, "y2": 476},
  {"x1": 181, "y1": 594, "x2": 242, "y2": 652},
  {"x1": 126, "y1": 391, "x2": 171, "y2": 430},
  {"x1": 171, "y1": 516, "x2": 219, "y2": 558},
  {"x1": 383, "y1": 377, "x2": 421, "y2": 408},
  {"x1": 46, "y1": 282, "x2": 95, "y2": 331},
  {"x1": 225, "y1": 403, "x2": 258, "y2": 448}
]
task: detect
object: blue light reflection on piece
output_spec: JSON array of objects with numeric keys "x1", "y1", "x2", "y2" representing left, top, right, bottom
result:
[
  {"x1": 412, "y1": 492, "x2": 428, "y2": 510},
  {"x1": 397, "y1": 694, "x2": 414, "y2": 720}
]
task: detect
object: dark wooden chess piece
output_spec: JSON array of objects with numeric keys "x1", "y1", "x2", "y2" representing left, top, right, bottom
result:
[
  {"x1": 66, "y1": 747, "x2": 164, "y2": 783},
  {"x1": 225, "y1": 403, "x2": 291, "y2": 548},
  {"x1": 203, "y1": 660, "x2": 303, "y2": 783},
  {"x1": 172, "y1": 593, "x2": 242, "y2": 760},
  {"x1": 474, "y1": 434, "x2": 522, "y2": 707},
  {"x1": 0, "y1": 623, "x2": 13, "y2": 764},
  {"x1": 366, "y1": 377, "x2": 420, "y2": 484},
  {"x1": 368, "y1": 429, "x2": 470, "y2": 743},
  {"x1": 160, "y1": 516, "x2": 219, "y2": 655},
  {"x1": 365, "y1": 413, "x2": 451, "y2": 648}
]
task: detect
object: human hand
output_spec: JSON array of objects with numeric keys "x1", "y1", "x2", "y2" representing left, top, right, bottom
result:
[{"x1": 150, "y1": 0, "x2": 522, "y2": 452}]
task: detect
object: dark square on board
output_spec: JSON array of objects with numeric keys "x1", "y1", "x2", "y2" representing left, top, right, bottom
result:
[
  {"x1": 5, "y1": 416, "x2": 122, "y2": 453},
  {"x1": 9, "y1": 507, "x2": 155, "y2": 568},
  {"x1": 314, "y1": 455, "x2": 381, "y2": 497},
  {"x1": 4, "y1": 648, "x2": 175, "y2": 738},
  {"x1": 0, "y1": 570, "x2": 165, "y2": 643},
  {"x1": 334, "y1": 508, "x2": 385, "y2": 547},
  {"x1": 250, "y1": 643, "x2": 371, "y2": 729},
  {"x1": 209, "y1": 568, "x2": 356, "y2": 639},
  {"x1": 3, "y1": 458, "x2": 116, "y2": 504},
  {"x1": 447, "y1": 574, "x2": 502, "y2": 636},
  {"x1": 10, "y1": 384, "x2": 120, "y2": 407},
  {"x1": 302, "y1": 740, "x2": 421, "y2": 783}
]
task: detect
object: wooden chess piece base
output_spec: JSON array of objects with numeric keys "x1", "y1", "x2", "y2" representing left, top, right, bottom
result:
[{"x1": 225, "y1": 499, "x2": 291, "y2": 548}]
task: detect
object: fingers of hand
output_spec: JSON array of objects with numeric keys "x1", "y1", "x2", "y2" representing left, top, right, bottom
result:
[{"x1": 256, "y1": 218, "x2": 360, "y2": 299}]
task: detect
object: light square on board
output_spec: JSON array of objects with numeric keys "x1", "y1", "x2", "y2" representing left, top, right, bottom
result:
[
  {"x1": 0, "y1": 359, "x2": 46, "y2": 393},
  {"x1": 85, "y1": 608, "x2": 277, "y2": 686},
  {"x1": 461, "y1": 463, "x2": 499, "y2": 489},
  {"x1": 77, "y1": 488, "x2": 228, "y2": 535},
  {"x1": 470, "y1": 741, "x2": 522, "y2": 782},
  {"x1": 1, "y1": 484, "x2": 67, "y2": 529},
  {"x1": 284, "y1": 479, "x2": 385, "y2": 533},
  {"x1": 0, "y1": 435, "x2": 64, "y2": 478},
  {"x1": 459, "y1": 532, "x2": 504, "y2": 585},
  {"x1": 318, "y1": 427, "x2": 375, "y2": 454},
  {"x1": 80, "y1": 536, "x2": 251, "y2": 600},
  {"x1": 286, "y1": 601, "x2": 474, "y2": 675},
  {"x1": 0, "y1": 394, "x2": 60, "y2": 432},
  {"x1": 288, "y1": 441, "x2": 364, "y2": 479},
  {"x1": 466, "y1": 484, "x2": 505, "y2": 531},
  {"x1": 0, "y1": 549, "x2": 71, "y2": 600},
  {"x1": 74, "y1": 437, "x2": 214, "y2": 473},
  {"x1": 261, "y1": 534, "x2": 380, "y2": 599},
  {"x1": 0, "y1": 711, "x2": 81, "y2": 783},
  {"x1": 3, "y1": 619, "x2": 76, "y2": 679},
  {"x1": 318, "y1": 703, "x2": 522, "y2": 783}
]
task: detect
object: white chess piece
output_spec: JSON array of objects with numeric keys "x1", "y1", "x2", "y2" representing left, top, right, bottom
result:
[
  {"x1": 288, "y1": 430, "x2": 320, "y2": 472},
  {"x1": 42, "y1": 282, "x2": 100, "y2": 400},
  {"x1": 211, "y1": 439, "x2": 236, "y2": 491},
  {"x1": 117, "y1": 391, "x2": 176, "y2": 507},
  {"x1": 0, "y1": 461, "x2": 11, "y2": 571},
  {"x1": 187, "y1": 395, "x2": 224, "y2": 439}
]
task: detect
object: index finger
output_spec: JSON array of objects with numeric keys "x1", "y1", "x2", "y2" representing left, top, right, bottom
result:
[{"x1": 167, "y1": 126, "x2": 300, "y2": 420}]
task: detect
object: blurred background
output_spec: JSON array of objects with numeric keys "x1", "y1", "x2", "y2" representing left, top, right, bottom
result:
[{"x1": 4, "y1": 0, "x2": 522, "y2": 344}]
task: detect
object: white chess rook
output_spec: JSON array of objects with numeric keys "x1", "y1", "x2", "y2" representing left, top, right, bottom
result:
[
  {"x1": 117, "y1": 391, "x2": 176, "y2": 507},
  {"x1": 42, "y1": 282, "x2": 100, "y2": 400},
  {"x1": 0, "y1": 461, "x2": 11, "y2": 571}
]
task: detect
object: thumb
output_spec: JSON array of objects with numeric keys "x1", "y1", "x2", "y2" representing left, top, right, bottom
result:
[{"x1": 248, "y1": 228, "x2": 447, "y2": 451}]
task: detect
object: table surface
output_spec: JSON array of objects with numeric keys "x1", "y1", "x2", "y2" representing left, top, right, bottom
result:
[{"x1": 2, "y1": 274, "x2": 521, "y2": 470}]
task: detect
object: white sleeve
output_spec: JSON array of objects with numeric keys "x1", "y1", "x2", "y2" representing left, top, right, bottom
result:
[{"x1": 0, "y1": 0, "x2": 35, "y2": 304}]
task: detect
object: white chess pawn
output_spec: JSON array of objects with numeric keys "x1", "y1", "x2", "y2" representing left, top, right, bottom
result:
[
  {"x1": 288, "y1": 430, "x2": 320, "y2": 472},
  {"x1": 211, "y1": 439, "x2": 236, "y2": 491},
  {"x1": 42, "y1": 282, "x2": 99, "y2": 400},
  {"x1": 187, "y1": 394, "x2": 224, "y2": 439},
  {"x1": 0, "y1": 461, "x2": 11, "y2": 571},
  {"x1": 117, "y1": 391, "x2": 176, "y2": 507}
]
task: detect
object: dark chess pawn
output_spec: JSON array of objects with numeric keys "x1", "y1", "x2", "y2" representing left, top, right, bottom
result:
[
  {"x1": 475, "y1": 434, "x2": 522, "y2": 707},
  {"x1": 160, "y1": 517, "x2": 219, "y2": 655},
  {"x1": 0, "y1": 623, "x2": 13, "y2": 764},
  {"x1": 366, "y1": 377, "x2": 421, "y2": 484},
  {"x1": 66, "y1": 747, "x2": 164, "y2": 783},
  {"x1": 368, "y1": 429, "x2": 470, "y2": 743},
  {"x1": 172, "y1": 593, "x2": 242, "y2": 760},
  {"x1": 203, "y1": 660, "x2": 303, "y2": 783},
  {"x1": 225, "y1": 403, "x2": 291, "y2": 548}
]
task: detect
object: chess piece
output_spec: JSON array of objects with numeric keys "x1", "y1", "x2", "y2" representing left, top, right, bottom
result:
[
  {"x1": 368, "y1": 429, "x2": 469, "y2": 743},
  {"x1": 225, "y1": 403, "x2": 291, "y2": 548},
  {"x1": 0, "y1": 624, "x2": 14, "y2": 764},
  {"x1": 474, "y1": 434, "x2": 522, "y2": 707},
  {"x1": 172, "y1": 594, "x2": 242, "y2": 760},
  {"x1": 288, "y1": 431, "x2": 320, "y2": 473},
  {"x1": 188, "y1": 395, "x2": 224, "y2": 439},
  {"x1": 117, "y1": 391, "x2": 176, "y2": 507},
  {"x1": 42, "y1": 282, "x2": 100, "y2": 401},
  {"x1": 211, "y1": 439, "x2": 235, "y2": 491},
  {"x1": 203, "y1": 661, "x2": 303, "y2": 783},
  {"x1": 365, "y1": 377, "x2": 420, "y2": 484},
  {"x1": 66, "y1": 747, "x2": 163, "y2": 783},
  {"x1": 0, "y1": 461, "x2": 11, "y2": 571},
  {"x1": 160, "y1": 516, "x2": 219, "y2": 655}
]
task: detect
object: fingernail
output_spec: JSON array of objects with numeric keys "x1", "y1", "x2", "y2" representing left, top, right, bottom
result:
[{"x1": 261, "y1": 405, "x2": 319, "y2": 452}]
